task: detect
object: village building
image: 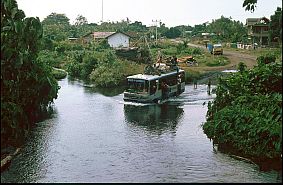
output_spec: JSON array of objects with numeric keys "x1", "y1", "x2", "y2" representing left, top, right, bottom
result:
[
  {"x1": 245, "y1": 17, "x2": 270, "y2": 47},
  {"x1": 82, "y1": 31, "x2": 131, "y2": 48}
]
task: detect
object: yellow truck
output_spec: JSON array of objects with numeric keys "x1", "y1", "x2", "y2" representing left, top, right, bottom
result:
[
  {"x1": 212, "y1": 44, "x2": 223, "y2": 55},
  {"x1": 208, "y1": 43, "x2": 223, "y2": 55}
]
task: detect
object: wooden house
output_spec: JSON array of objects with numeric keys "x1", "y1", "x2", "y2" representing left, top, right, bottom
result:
[{"x1": 246, "y1": 17, "x2": 270, "y2": 46}]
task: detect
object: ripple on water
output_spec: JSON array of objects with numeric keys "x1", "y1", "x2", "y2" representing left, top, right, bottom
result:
[{"x1": 1, "y1": 81, "x2": 281, "y2": 183}]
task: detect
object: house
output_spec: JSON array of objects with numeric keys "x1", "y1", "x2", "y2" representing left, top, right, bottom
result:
[
  {"x1": 246, "y1": 17, "x2": 270, "y2": 46},
  {"x1": 82, "y1": 31, "x2": 131, "y2": 48}
]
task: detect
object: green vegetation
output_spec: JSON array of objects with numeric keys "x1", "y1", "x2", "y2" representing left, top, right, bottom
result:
[
  {"x1": 243, "y1": 0, "x2": 257, "y2": 12},
  {"x1": 205, "y1": 57, "x2": 230, "y2": 67},
  {"x1": 30, "y1": 1, "x2": 281, "y2": 89},
  {"x1": 190, "y1": 16, "x2": 248, "y2": 43},
  {"x1": 62, "y1": 42, "x2": 146, "y2": 87},
  {"x1": 202, "y1": 54, "x2": 282, "y2": 170},
  {"x1": 1, "y1": 0, "x2": 59, "y2": 147},
  {"x1": 269, "y1": 7, "x2": 282, "y2": 45},
  {"x1": 151, "y1": 41, "x2": 203, "y2": 58},
  {"x1": 52, "y1": 68, "x2": 67, "y2": 80},
  {"x1": 89, "y1": 58, "x2": 144, "y2": 87}
]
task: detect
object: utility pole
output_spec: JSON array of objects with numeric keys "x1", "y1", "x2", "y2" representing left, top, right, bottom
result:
[
  {"x1": 152, "y1": 19, "x2": 161, "y2": 45},
  {"x1": 101, "y1": 0, "x2": 104, "y2": 23}
]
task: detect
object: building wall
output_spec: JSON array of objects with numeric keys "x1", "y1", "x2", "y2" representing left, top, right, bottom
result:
[{"x1": 107, "y1": 33, "x2": 129, "y2": 48}]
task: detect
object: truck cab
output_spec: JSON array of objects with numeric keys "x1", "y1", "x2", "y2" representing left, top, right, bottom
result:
[{"x1": 212, "y1": 44, "x2": 223, "y2": 55}]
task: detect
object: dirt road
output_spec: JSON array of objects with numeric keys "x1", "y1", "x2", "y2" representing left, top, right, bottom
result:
[
  {"x1": 186, "y1": 43, "x2": 257, "y2": 72},
  {"x1": 171, "y1": 39, "x2": 258, "y2": 72}
]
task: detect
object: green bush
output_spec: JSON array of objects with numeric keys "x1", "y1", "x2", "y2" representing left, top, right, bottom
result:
[
  {"x1": 206, "y1": 56, "x2": 230, "y2": 66},
  {"x1": 202, "y1": 54, "x2": 282, "y2": 163},
  {"x1": 1, "y1": 0, "x2": 59, "y2": 147},
  {"x1": 52, "y1": 68, "x2": 67, "y2": 79},
  {"x1": 89, "y1": 63, "x2": 125, "y2": 87},
  {"x1": 66, "y1": 59, "x2": 82, "y2": 78},
  {"x1": 163, "y1": 47, "x2": 178, "y2": 56},
  {"x1": 184, "y1": 71, "x2": 201, "y2": 83},
  {"x1": 37, "y1": 50, "x2": 64, "y2": 68}
]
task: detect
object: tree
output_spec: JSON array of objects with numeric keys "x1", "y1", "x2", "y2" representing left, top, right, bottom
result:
[
  {"x1": 269, "y1": 7, "x2": 282, "y2": 44},
  {"x1": 42, "y1": 12, "x2": 70, "y2": 25},
  {"x1": 164, "y1": 27, "x2": 182, "y2": 39},
  {"x1": 75, "y1": 14, "x2": 88, "y2": 26},
  {"x1": 72, "y1": 14, "x2": 89, "y2": 37},
  {"x1": 206, "y1": 16, "x2": 247, "y2": 42},
  {"x1": 41, "y1": 13, "x2": 71, "y2": 41},
  {"x1": 202, "y1": 54, "x2": 282, "y2": 168},
  {"x1": 191, "y1": 23, "x2": 207, "y2": 37},
  {"x1": 1, "y1": 0, "x2": 59, "y2": 147},
  {"x1": 243, "y1": 0, "x2": 257, "y2": 12},
  {"x1": 128, "y1": 21, "x2": 147, "y2": 33}
]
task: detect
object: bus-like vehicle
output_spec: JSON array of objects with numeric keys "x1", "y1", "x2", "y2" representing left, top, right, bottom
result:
[{"x1": 123, "y1": 63, "x2": 185, "y2": 103}]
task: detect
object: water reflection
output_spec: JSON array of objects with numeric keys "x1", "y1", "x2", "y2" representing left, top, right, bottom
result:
[
  {"x1": 1, "y1": 117, "x2": 58, "y2": 183},
  {"x1": 1, "y1": 78, "x2": 281, "y2": 183},
  {"x1": 66, "y1": 76, "x2": 126, "y2": 97},
  {"x1": 84, "y1": 86, "x2": 125, "y2": 97},
  {"x1": 124, "y1": 104, "x2": 184, "y2": 135}
]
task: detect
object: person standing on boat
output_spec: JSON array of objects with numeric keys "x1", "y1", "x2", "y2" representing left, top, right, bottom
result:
[
  {"x1": 171, "y1": 56, "x2": 179, "y2": 72},
  {"x1": 161, "y1": 81, "x2": 169, "y2": 99}
]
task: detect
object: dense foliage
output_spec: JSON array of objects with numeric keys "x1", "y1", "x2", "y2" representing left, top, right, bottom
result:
[
  {"x1": 202, "y1": 54, "x2": 282, "y2": 163},
  {"x1": 269, "y1": 7, "x2": 282, "y2": 44},
  {"x1": 41, "y1": 13, "x2": 71, "y2": 42},
  {"x1": 1, "y1": 0, "x2": 59, "y2": 147},
  {"x1": 64, "y1": 43, "x2": 145, "y2": 87},
  {"x1": 191, "y1": 16, "x2": 248, "y2": 43},
  {"x1": 243, "y1": 0, "x2": 257, "y2": 12}
]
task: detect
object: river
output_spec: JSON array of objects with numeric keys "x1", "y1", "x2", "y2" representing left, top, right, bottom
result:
[{"x1": 1, "y1": 77, "x2": 281, "y2": 183}]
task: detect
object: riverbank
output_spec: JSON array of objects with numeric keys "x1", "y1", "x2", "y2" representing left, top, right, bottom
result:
[
  {"x1": 1, "y1": 79, "x2": 281, "y2": 183},
  {"x1": 216, "y1": 142, "x2": 282, "y2": 171},
  {"x1": 1, "y1": 147, "x2": 21, "y2": 172},
  {"x1": 202, "y1": 55, "x2": 282, "y2": 173}
]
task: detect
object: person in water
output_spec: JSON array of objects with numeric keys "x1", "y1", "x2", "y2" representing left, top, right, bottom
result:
[
  {"x1": 193, "y1": 78, "x2": 197, "y2": 89},
  {"x1": 207, "y1": 78, "x2": 211, "y2": 95}
]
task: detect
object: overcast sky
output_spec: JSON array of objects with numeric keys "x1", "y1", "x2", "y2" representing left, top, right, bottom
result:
[{"x1": 16, "y1": 0, "x2": 282, "y2": 27}]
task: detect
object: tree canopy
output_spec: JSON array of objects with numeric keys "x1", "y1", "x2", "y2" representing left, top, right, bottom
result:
[
  {"x1": 1, "y1": 0, "x2": 59, "y2": 147},
  {"x1": 243, "y1": 0, "x2": 257, "y2": 12}
]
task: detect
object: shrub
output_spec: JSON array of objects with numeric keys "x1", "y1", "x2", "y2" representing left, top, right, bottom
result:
[
  {"x1": 206, "y1": 56, "x2": 230, "y2": 66},
  {"x1": 52, "y1": 68, "x2": 67, "y2": 79},
  {"x1": 1, "y1": 0, "x2": 59, "y2": 147},
  {"x1": 202, "y1": 54, "x2": 282, "y2": 165},
  {"x1": 89, "y1": 61, "x2": 124, "y2": 87}
]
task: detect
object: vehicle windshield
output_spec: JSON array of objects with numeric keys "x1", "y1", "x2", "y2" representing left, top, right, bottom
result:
[
  {"x1": 126, "y1": 79, "x2": 148, "y2": 93},
  {"x1": 214, "y1": 45, "x2": 222, "y2": 48}
]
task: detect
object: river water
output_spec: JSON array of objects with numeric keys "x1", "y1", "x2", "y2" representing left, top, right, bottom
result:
[{"x1": 1, "y1": 77, "x2": 281, "y2": 183}]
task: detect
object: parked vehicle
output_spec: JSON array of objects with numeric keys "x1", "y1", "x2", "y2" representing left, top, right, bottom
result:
[
  {"x1": 207, "y1": 43, "x2": 223, "y2": 55},
  {"x1": 212, "y1": 44, "x2": 223, "y2": 55}
]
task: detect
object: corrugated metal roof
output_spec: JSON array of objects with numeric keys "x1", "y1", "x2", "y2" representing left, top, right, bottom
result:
[
  {"x1": 92, "y1": 31, "x2": 131, "y2": 39},
  {"x1": 246, "y1": 17, "x2": 270, "y2": 26},
  {"x1": 93, "y1": 32, "x2": 115, "y2": 38},
  {"x1": 127, "y1": 69, "x2": 184, "y2": 81}
]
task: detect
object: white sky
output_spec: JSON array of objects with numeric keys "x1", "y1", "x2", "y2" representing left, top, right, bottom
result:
[{"x1": 16, "y1": 0, "x2": 282, "y2": 27}]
